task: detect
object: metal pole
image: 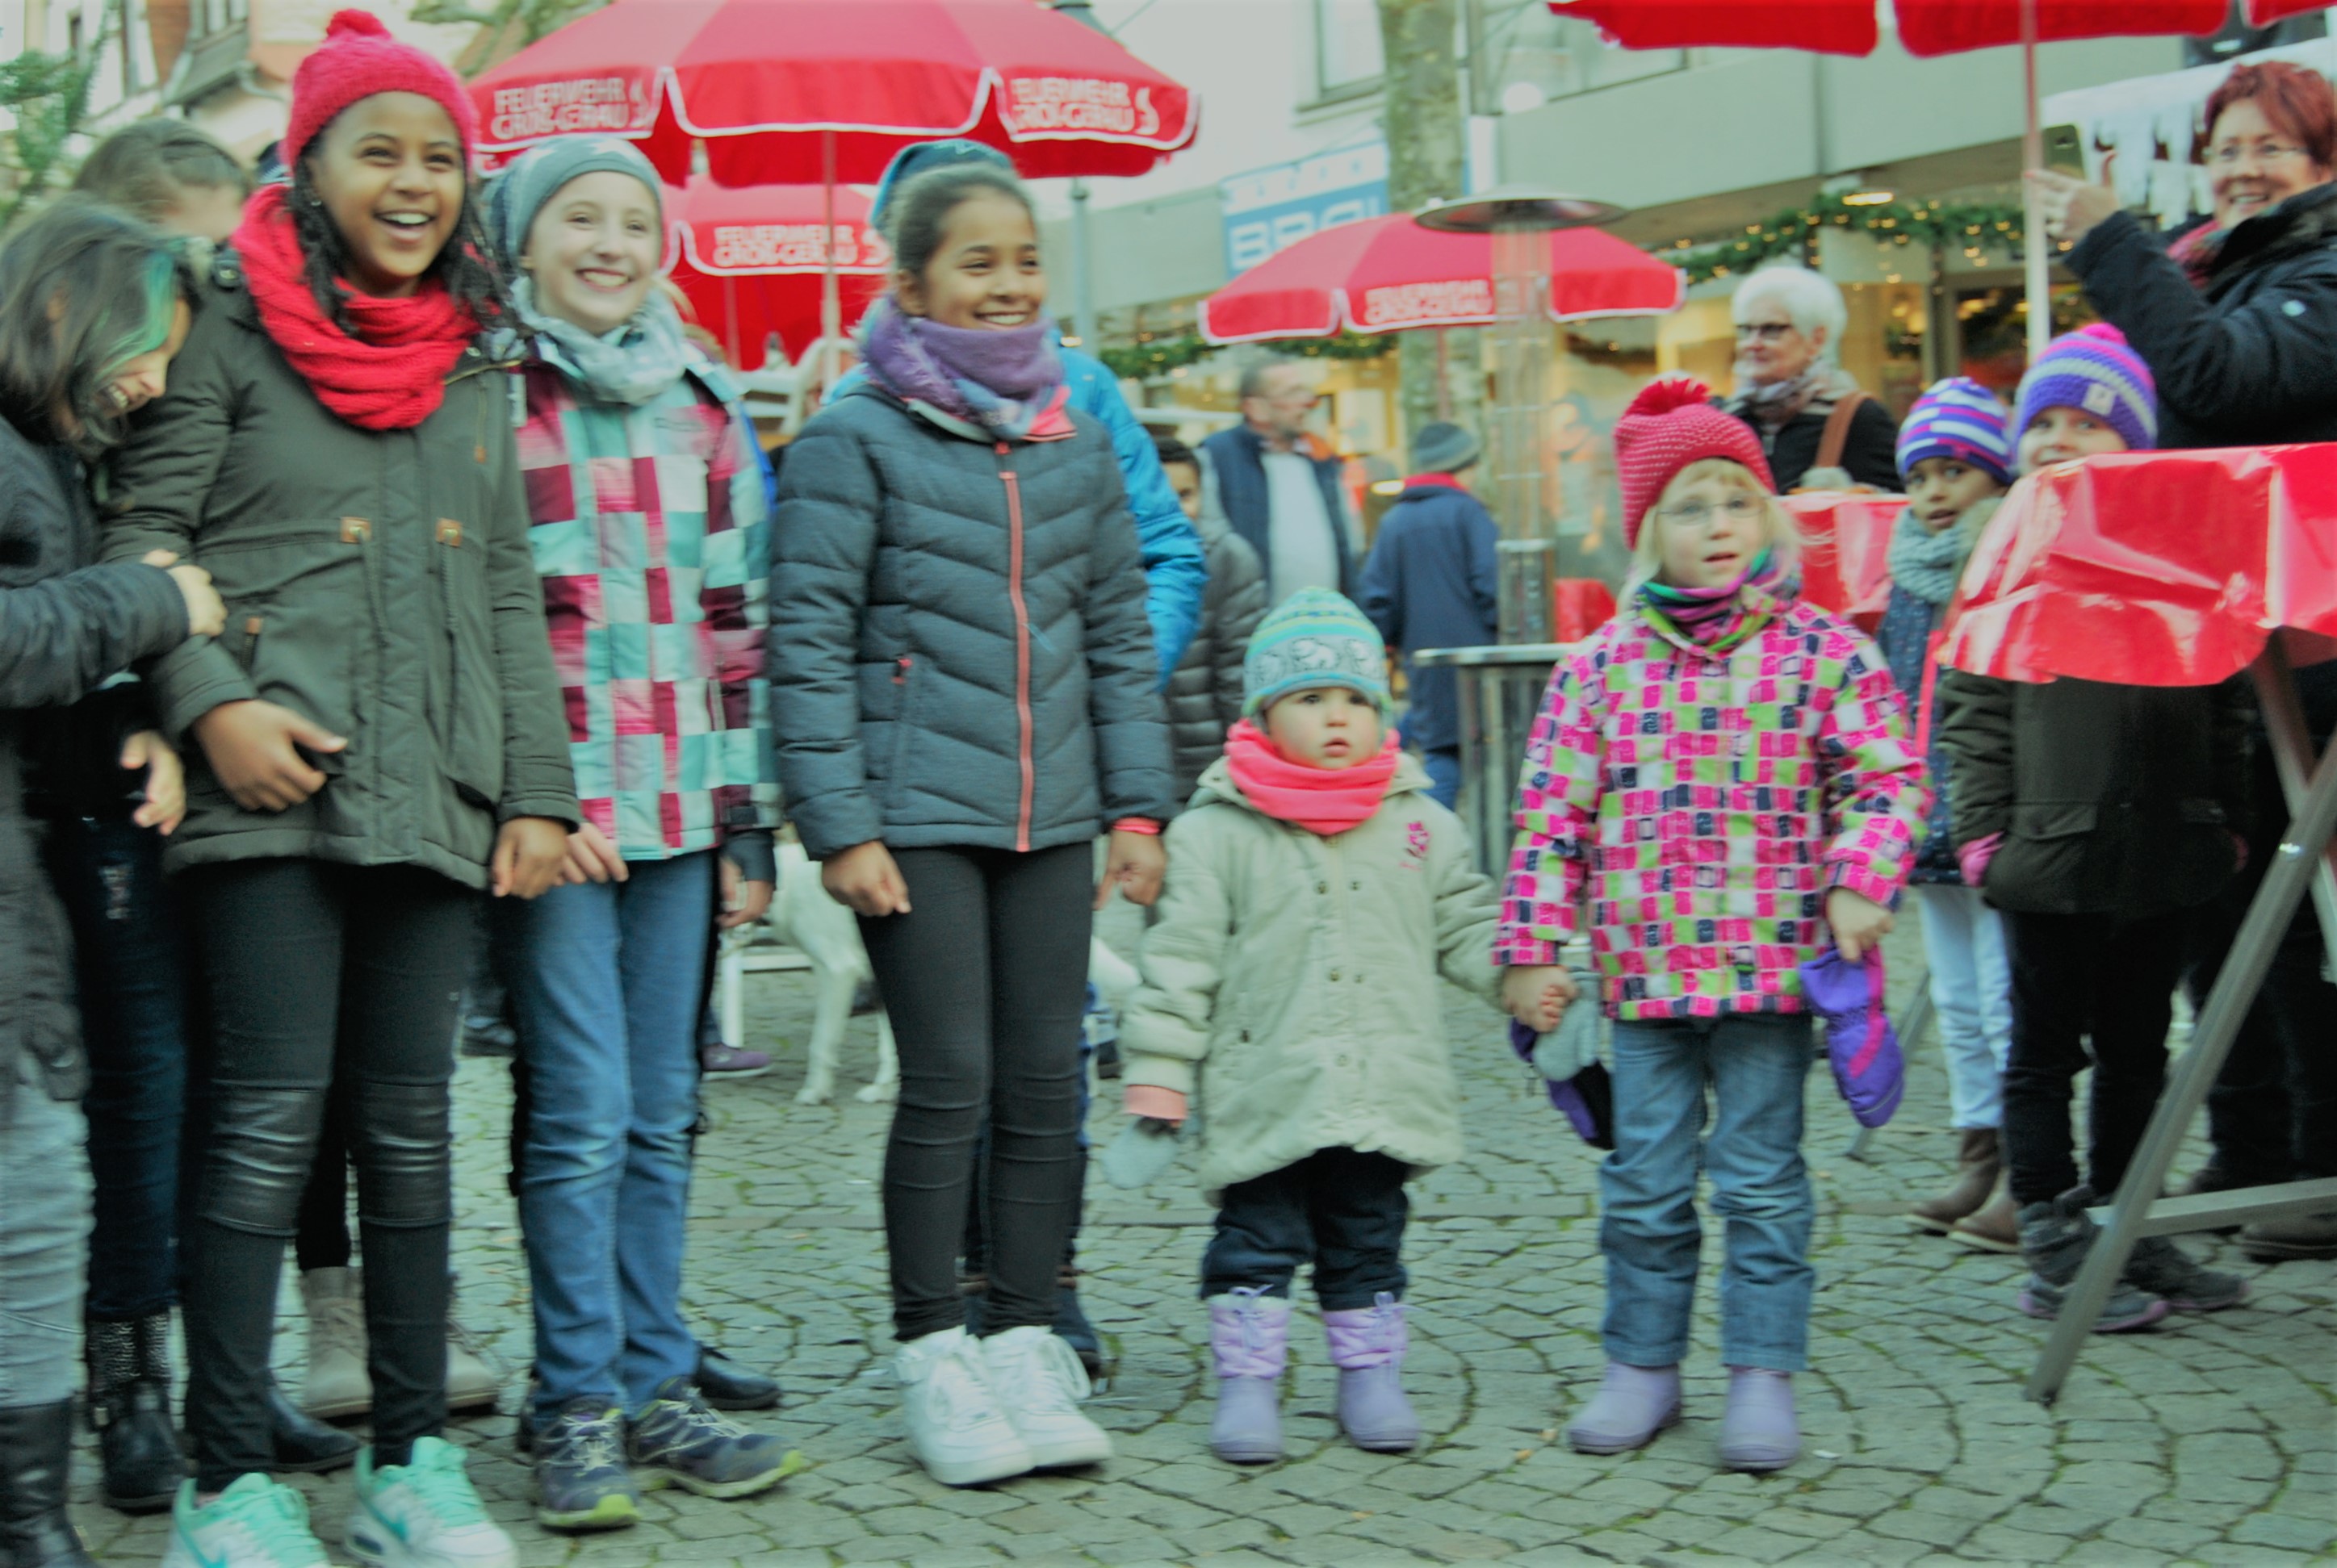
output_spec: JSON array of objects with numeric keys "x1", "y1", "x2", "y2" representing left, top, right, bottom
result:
[
  {"x1": 2027, "y1": 663, "x2": 2337, "y2": 1403},
  {"x1": 1071, "y1": 178, "x2": 1099, "y2": 349},
  {"x1": 820, "y1": 129, "x2": 841, "y2": 395},
  {"x1": 2021, "y1": 0, "x2": 2050, "y2": 363},
  {"x1": 2253, "y1": 637, "x2": 2337, "y2": 976}
]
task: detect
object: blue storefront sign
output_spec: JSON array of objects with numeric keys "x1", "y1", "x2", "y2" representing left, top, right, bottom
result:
[{"x1": 1219, "y1": 141, "x2": 1388, "y2": 275}]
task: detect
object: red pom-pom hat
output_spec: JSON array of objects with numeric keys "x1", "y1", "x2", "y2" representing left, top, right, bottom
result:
[
  {"x1": 285, "y1": 9, "x2": 480, "y2": 165},
  {"x1": 1613, "y1": 376, "x2": 1775, "y2": 548}
]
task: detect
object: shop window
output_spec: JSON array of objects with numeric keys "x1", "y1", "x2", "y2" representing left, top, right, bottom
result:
[{"x1": 1313, "y1": 0, "x2": 1384, "y2": 98}]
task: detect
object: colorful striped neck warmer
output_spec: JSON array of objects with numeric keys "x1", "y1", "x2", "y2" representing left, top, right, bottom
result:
[{"x1": 1637, "y1": 549, "x2": 1795, "y2": 650}]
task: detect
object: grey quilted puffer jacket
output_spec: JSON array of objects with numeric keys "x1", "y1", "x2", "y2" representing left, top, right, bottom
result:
[
  {"x1": 1166, "y1": 509, "x2": 1266, "y2": 802},
  {"x1": 768, "y1": 387, "x2": 1175, "y2": 859}
]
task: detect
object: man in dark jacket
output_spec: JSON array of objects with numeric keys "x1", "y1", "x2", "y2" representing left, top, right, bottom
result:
[
  {"x1": 1356, "y1": 421, "x2": 1498, "y2": 809},
  {"x1": 1200, "y1": 361, "x2": 1359, "y2": 604}
]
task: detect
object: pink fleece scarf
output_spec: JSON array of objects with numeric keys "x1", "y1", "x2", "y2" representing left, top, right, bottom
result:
[{"x1": 1223, "y1": 719, "x2": 1402, "y2": 837}]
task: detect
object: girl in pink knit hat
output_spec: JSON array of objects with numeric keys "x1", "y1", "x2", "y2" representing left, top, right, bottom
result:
[{"x1": 1495, "y1": 378, "x2": 1929, "y2": 1474}]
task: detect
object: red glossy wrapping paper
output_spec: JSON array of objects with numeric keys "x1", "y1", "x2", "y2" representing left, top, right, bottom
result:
[
  {"x1": 1939, "y1": 446, "x2": 2337, "y2": 688},
  {"x1": 1780, "y1": 491, "x2": 1904, "y2": 633}
]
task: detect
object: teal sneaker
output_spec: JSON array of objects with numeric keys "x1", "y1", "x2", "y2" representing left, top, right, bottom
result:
[
  {"x1": 161, "y1": 1475, "x2": 329, "y2": 1568},
  {"x1": 626, "y1": 1378, "x2": 804, "y2": 1499},
  {"x1": 343, "y1": 1438, "x2": 516, "y2": 1568}
]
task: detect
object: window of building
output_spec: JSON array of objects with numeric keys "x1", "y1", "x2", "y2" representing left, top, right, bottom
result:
[{"x1": 1314, "y1": 0, "x2": 1384, "y2": 98}]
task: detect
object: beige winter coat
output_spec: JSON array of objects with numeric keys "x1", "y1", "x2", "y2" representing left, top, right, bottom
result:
[{"x1": 1122, "y1": 751, "x2": 1502, "y2": 1203}]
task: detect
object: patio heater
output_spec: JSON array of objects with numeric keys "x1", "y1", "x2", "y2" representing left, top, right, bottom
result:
[{"x1": 1415, "y1": 186, "x2": 1623, "y2": 644}]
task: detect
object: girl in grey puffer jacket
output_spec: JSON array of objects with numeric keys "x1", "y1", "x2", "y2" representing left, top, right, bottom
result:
[{"x1": 768, "y1": 162, "x2": 1173, "y2": 1491}]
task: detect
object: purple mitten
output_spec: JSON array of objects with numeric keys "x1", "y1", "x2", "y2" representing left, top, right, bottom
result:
[
  {"x1": 1507, "y1": 1018, "x2": 1613, "y2": 1148},
  {"x1": 1799, "y1": 950, "x2": 1904, "y2": 1128}
]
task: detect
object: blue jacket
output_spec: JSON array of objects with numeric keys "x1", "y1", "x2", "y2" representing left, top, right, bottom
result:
[
  {"x1": 1876, "y1": 582, "x2": 1959, "y2": 884},
  {"x1": 1201, "y1": 424, "x2": 1355, "y2": 596},
  {"x1": 828, "y1": 344, "x2": 1204, "y2": 684},
  {"x1": 1357, "y1": 479, "x2": 1498, "y2": 755}
]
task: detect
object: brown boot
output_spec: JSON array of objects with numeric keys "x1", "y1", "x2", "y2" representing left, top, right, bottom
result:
[
  {"x1": 1909, "y1": 1127, "x2": 2001, "y2": 1233},
  {"x1": 1951, "y1": 1180, "x2": 2021, "y2": 1252}
]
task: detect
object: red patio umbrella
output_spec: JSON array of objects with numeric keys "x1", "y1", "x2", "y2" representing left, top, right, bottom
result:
[
  {"x1": 664, "y1": 178, "x2": 890, "y2": 371},
  {"x1": 1197, "y1": 214, "x2": 1684, "y2": 344},
  {"x1": 470, "y1": 0, "x2": 1198, "y2": 188}
]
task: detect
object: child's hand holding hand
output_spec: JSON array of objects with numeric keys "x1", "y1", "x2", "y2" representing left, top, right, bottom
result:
[
  {"x1": 1124, "y1": 1084, "x2": 1187, "y2": 1126},
  {"x1": 1825, "y1": 888, "x2": 1895, "y2": 963},
  {"x1": 1096, "y1": 826, "x2": 1166, "y2": 909},
  {"x1": 1501, "y1": 965, "x2": 1579, "y2": 1032},
  {"x1": 823, "y1": 840, "x2": 911, "y2": 917}
]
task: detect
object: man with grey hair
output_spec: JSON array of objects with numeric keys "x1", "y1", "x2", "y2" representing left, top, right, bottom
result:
[
  {"x1": 1199, "y1": 359, "x2": 1360, "y2": 605},
  {"x1": 1720, "y1": 264, "x2": 1900, "y2": 491}
]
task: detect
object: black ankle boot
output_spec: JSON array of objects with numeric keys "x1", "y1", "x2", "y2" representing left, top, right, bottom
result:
[
  {"x1": 266, "y1": 1379, "x2": 358, "y2": 1474},
  {"x1": 694, "y1": 1342, "x2": 781, "y2": 1411},
  {"x1": 0, "y1": 1400, "x2": 98, "y2": 1566},
  {"x1": 86, "y1": 1314, "x2": 183, "y2": 1514}
]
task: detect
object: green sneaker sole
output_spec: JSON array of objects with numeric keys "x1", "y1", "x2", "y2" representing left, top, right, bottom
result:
[
  {"x1": 635, "y1": 1447, "x2": 808, "y2": 1499},
  {"x1": 535, "y1": 1491, "x2": 641, "y2": 1532}
]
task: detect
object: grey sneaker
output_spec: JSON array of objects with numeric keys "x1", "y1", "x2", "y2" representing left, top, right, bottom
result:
[
  {"x1": 2123, "y1": 1236, "x2": 2250, "y2": 1311},
  {"x1": 532, "y1": 1403, "x2": 640, "y2": 1532},
  {"x1": 2016, "y1": 1189, "x2": 2171, "y2": 1333}
]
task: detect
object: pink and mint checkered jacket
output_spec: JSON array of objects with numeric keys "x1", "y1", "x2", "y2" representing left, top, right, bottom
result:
[
  {"x1": 1493, "y1": 577, "x2": 1929, "y2": 1021},
  {"x1": 514, "y1": 358, "x2": 779, "y2": 859}
]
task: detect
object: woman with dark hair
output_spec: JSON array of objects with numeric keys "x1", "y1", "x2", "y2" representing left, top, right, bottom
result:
[
  {"x1": 0, "y1": 194, "x2": 223, "y2": 1568},
  {"x1": 102, "y1": 12, "x2": 576, "y2": 1564},
  {"x1": 2032, "y1": 56, "x2": 2337, "y2": 1263},
  {"x1": 73, "y1": 120, "x2": 252, "y2": 245}
]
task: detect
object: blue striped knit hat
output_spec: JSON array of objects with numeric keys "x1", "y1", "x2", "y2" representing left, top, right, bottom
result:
[
  {"x1": 1896, "y1": 377, "x2": 2013, "y2": 485},
  {"x1": 2016, "y1": 324, "x2": 2157, "y2": 454},
  {"x1": 1242, "y1": 588, "x2": 1390, "y2": 718}
]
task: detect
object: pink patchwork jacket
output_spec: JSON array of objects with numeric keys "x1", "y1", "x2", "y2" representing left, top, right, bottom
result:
[{"x1": 1494, "y1": 586, "x2": 1929, "y2": 1021}]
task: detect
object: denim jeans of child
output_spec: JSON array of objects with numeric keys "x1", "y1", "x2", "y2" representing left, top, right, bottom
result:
[
  {"x1": 502, "y1": 851, "x2": 713, "y2": 1422},
  {"x1": 1202, "y1": 1147, "x2": 1409, "y2": 1311},
  {"x1": 1912, "y1": 884, "x2": 2013, "y2": 1131},
  {"x1": 1602, "y1": 1014, "x2": 1815, "y2": 1373},
  {"x1": 0, "y1": 1066, "x2": 90, "y2": 1407}
]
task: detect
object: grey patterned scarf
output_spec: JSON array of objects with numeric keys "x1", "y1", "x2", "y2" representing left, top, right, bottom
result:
[{"x1": 1887, "y1": 504, "x2": 1971, "y2": 607}]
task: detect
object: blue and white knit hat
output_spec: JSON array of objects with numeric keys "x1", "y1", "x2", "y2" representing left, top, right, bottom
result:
[
  {"x1": 2016, "y1": 323, "x2": 2158, "y2": 454},
  {"x1": 1896, "y1": 377, "x2": 2013, "y2": 485},
  {"x1": 1242, "y1": 588, "x2": 1390, "y2": 718}
]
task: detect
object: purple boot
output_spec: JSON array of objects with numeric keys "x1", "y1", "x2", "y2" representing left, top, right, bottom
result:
[
  {"x1": 1564, "y1": 1362, "x2": 1682, "y2": 1454},
  {"x1": 1717, "y1": 1366, "x2": 1799, "y2": 1471},
  {"x1": 1208, "y1": 1289, "x2": 1289, "y2": 1464},
  {"x1": 1322, "y1": 1293, "x2": 1421, "y2": 1453}
]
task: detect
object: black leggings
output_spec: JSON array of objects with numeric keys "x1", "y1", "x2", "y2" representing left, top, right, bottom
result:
[
  {"x1": 179, "y1": 859, "x2": 474, "y2": 1489},
  {"x1": 860, "y1": 843, "x2": 1091, "y2": 1342}
]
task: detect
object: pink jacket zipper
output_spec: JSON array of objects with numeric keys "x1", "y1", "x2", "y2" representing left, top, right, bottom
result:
[{"x1": 997, "y1": 443, "x2": 1036, "y2": 852}]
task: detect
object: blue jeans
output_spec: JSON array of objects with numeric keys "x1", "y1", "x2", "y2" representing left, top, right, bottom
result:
[
  {"x1": 503, "y1": 851, "x2": 714, "y2": 1420},
  {"x1": 1201, "y1": 1147, "x2": 1408, "y2": 1310},
  {"x1": 1421, "y1": 747, "x2": 1462, "y2": 812},
  {"x1": 1601, "y1": 1014, "x2": 1814, "y2": 1372},
  {"x1": 44, "y1": 817, "x2": 187, "y2": 1320},
  {"x1": 0, "y1": 1067, "x2": 90, "y2": 1407}
]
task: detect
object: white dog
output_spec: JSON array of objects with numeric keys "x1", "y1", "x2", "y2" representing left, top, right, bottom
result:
[{"x1": 730, "y1": 842, "x2": 1146, "y2": 1106}]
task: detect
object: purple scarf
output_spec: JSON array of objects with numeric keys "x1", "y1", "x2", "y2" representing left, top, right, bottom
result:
[{"x1": 857, "y1": 296, "x2": 1066, "y2": 439}]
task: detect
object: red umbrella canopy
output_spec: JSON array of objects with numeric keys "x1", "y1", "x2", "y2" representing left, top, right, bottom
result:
[
  {"x1": 1893, "y1": 0, "x2": 2226, "y2": 56},
  {"x1": 664, "y1": 178, "x2": 891, "y2": 370},
  {"x1": 2246, "y1": 0, "x2": 2330, "y2": 22},
  {"x1": 1198, "y1": 214, "x2": 1684, "y2": 345},
  {"x1": 1548, "y1": 0, "x2": 2228, "y2": 55},
  {"x1": 472, "y1": 0, "x2": 1198, "y2": 187}
]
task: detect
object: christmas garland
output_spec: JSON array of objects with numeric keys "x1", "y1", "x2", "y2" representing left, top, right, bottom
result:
[
  {"x1": 1097, "y1": 329, "x2": 1393, "y2": 381},
  {"x1": 1666, "y1": 190, "x2": 2029, "y2": 284}
]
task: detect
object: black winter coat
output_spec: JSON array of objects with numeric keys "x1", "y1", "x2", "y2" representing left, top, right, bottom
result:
[
  {"x1": 1724, "y1": 394, "x2": 1901, "y2": 493},
  {"x1": 1167, "y1": 510, "x2": 1266, "y2": 802},
  {"x1": 0, "y1": 416, "x2": 189, "y2": 1110},
  {"x1": 2068, "y1": 183, "x2": 2337, "y2": 449},
  {"x1": 1935, "y1": 670, "x2": 2254, "y2": 917},
  {"x1": 768, "y1": 387, "x2": 1175, "y2": 859}
]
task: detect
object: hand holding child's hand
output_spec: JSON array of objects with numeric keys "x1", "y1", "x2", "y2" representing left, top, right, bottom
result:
[
  {"x1": 1825, "y1": 888, "x2": 1895, "y2": 964},
  {"x1": 823, "y1": 840, "x2": 911, "y2": 918},
  {"x1": 1096, "y1": 827, "x2": 1166, "y2": 909},
  {"x1": 1124, "y1": 1084, "x2": 1187, "y2": 1126},
  {"x1": 1501, "y1": 964, "x2": 1578, "y2": 1033}
]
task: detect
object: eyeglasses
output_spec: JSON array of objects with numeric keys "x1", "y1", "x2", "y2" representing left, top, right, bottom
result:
[
  {"x1": 1734, "y1": 321, "x2": 1796, "y2": 342},
  {"x1": 2207, "y1": 139, "x2": 2310, "y2": 168},
  {"x1": 1656, "y1": 496, "x2": 1765, "y2": 529}
]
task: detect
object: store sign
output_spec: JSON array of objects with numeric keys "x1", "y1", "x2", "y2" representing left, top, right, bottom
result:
[{"x1": 1220, "y1": 143, "x2": 1388, "y2": 275}]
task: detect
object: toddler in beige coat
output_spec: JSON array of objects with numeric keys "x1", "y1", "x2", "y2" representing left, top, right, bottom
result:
[{"x1": 1121, "y1": 588, "x2": 1504, "y2": 1466}]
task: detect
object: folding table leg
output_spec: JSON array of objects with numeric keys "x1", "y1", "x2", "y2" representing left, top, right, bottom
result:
[
  {"x1": 2253, "y1": 640, "x2": 2337, "y2": 978},
  {"x1": 2027, "y1": 659, "x2": 2337, "y2": 1405}
]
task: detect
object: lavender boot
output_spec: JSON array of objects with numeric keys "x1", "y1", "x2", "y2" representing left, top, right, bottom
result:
[
  {"x1": 1322, "y1": 1293, "x2": 1421, "y2": 1453},
  {"x1": 1716, "y1": 1367, "x2": 1799, "y2": 1472},
  {"x1": 1564, "y1": 1362, "x2": 1682, "y2": 1453},
  {"x1": 1207, "y1": 1289, "x2": 1290, "y2": 1464}
]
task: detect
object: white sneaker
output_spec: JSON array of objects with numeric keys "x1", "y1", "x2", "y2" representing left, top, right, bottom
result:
[
  {"x1": 162, "y1": 1476, "x2": 330, "y2": 1568},
  {"x1": 343, "y1": 1437, "x2": 516, "y2": 1568},
  {"x1": 894, "y1": 1327, "x2": 1034, "y2": 1486},
  {"x1": 982, "y1": 1325, "x2": 1114, "y2": 1470}
]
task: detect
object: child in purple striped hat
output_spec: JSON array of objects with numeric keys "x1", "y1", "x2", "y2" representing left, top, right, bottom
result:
[{"x1": 1876, "y1": 378, "x2": 2020, "y2": 1246}]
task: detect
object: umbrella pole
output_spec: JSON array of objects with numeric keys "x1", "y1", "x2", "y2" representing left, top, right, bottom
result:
[
  {"x1": 1435, "y1": 327, "x2": 1451, "y2": 421},
  {"x1": 822, "y1": 129, "x2": 842, "y2": 395},
  {"x1": 2022, "y1": 0, "x2": 2050, "y2": 363},
  {"x1": 724, "y1": 273, "x2": 740, "y2": 370}
]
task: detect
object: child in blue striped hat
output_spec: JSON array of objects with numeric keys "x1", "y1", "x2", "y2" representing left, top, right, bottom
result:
[{"x1": 1877, "y1": 377, "x2": 2017, "y2": 1242}]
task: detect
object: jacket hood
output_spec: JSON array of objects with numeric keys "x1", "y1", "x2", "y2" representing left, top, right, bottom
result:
[
  {"x1": 1187, "y1": 747, "x2": 1432, "y2": 817},
  {"x1": 2204, "y1": 179, "x2": 2337, "y2": 293}
]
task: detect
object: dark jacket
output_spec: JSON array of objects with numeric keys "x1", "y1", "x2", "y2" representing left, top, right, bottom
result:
[
  {"x1": 1356, "y1": 479, "x2": 1499, "y2": 756},
  {"x1": 768, "y1": 386, "x2": 1175, "y2": 860},
  {"x1": 0, "y1": 416, "x2": 189, "y2": 1109},
  {"x1": 2069, "y1": 184, "x2": 2337, "y2": 450},
  {"x1": 1935, "y1": 670, "x2": 2253, "y2": 917},
  {"x1": 1724, "y1": 391, "x2": 1901, "y2": 493},
  {"x1": 101, "y1": 258, "x2": 578, "y2": 885},
  {"x1": 1166, "y1": 509, "x2": 1267, "y2": 802},
  {"x1": 1200, "y1": 424, "x2": 1355, "y2": 596}
]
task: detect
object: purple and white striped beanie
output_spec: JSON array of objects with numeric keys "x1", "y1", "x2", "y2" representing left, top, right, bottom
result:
[
  {"x1": 2015, "y1": 323, "x2": 2157, "y2": 454},
  {"x1": 1895, "y1": 377, "x2": 2014, "y2": 485}
]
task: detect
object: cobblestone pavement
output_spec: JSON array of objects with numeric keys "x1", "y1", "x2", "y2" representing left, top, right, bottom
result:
[{"x1": 81, "y1": 907, "x2": 2335, "y2": 1566}]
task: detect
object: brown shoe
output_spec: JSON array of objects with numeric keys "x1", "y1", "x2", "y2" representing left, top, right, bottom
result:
[
  {"x1": 1909, "y1": 1127, "x2": 2002, "y2": 1233},
  {"x1": 1951, "y1": 1181, "x2": 2021, "y2": 1253},
  {"x1": 2239, "y1": 1209, "x2": 2337, "y2": 1261}
]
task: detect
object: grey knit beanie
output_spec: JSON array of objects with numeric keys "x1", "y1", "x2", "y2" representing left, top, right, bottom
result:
[{"x1": 1409, "y1": 420, "x2": 1481, "y2": 475}]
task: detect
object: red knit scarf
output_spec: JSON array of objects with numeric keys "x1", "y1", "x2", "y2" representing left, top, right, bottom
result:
[
  {"x1": 231, "y1": 183, "x2": 479, "y2": 431},
  {"x1": 1223, "y1": 719, "x2": 1402, "y2": 837}
]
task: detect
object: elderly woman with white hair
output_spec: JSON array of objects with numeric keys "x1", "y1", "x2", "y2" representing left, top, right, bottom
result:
[{"x1": 1719, "y1": 264, "x2": 1901, "y2": 492}]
